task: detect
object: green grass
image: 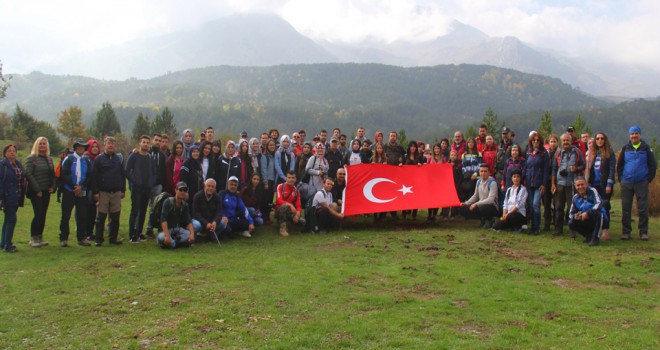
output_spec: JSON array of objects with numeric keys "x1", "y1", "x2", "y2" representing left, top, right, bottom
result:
[{"x1": 0, "y1": 194, "x2": 658, "y2": 349}]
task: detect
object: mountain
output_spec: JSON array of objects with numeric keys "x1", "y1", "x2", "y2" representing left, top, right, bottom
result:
[
  {"x1": 39, "y1": 13, "x2": 337, "y2": 80},
  {"x1": 321, "y1": 20, "x2": 660, "y2": 97},
  {"x1": 0, "y1": 64, "x2": 610, "y2": 143}
]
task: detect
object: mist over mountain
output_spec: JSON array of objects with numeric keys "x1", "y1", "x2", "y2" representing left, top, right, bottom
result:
[{"x1": 32, "y1": 14, "x2": 660, "y2": 98}]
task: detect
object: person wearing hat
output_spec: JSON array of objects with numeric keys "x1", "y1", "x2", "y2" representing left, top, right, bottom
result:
[
  {"x1": 616, "y1": 126, "x2": 656, "y2": 241},
  {"x1": 217, "y1": 176, "x2": 254, "y2": 238},
  {"x1": 566, "y1": 125, "x2": 586, "y2": 159},
  {"x1": 156, "y1": 181, "x2": 195, "y2": 248},
  {"x1": 59, "y1": 139, "x2": 93, "y2": 247}
]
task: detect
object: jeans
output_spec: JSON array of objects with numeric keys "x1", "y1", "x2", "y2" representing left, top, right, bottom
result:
[
  {"x1": 60, "y1": 190, "x2": 88, "y2": 242},
  {"x1": 247, "y1": 207, "x2": 263, "y2": 225},
  {"x1": 30, "y1": 191, "x2": 51, "y2": 238},
  {"x1": 621, "y1": 181, "x2": 649, "y2": 235},
  {"x1": 156, "y1": 228, "x2": 191, "y2": 248},
  {"x1": 527, "y1": 186, "x2": 542, "y2": 231},
  {"x1": 1, "y1": 206, "x2": 18, "y2": 249},
  {"x1": 129, "y1": 186, "x2": 150, "y2": 240},
  {"x1": 593, "y1": 185, "x2": 612, "y2": 229}
]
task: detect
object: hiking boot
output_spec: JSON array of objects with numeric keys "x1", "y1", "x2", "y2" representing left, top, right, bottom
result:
[
  {"x1": 60, "y1": 240, "x2": 68, "y2": 247},
  {"x1": 29, "y1": 237, "x2": 42, "y2": 248},
  {"x1": 279, "y1": 223, "x2": 289, "y2": 237},
  {"x1": 640, "y1": 233, "x2": 649, "y2": 241},
  {"x1": 146, "y1": 230, "x2": 155, "y2": 238},
  {"x1": 95, "y1": 241, "x2": 103, "y2": 247},
  {"x1": 130, "y1": 238, "x2": 140, "y2": 244},
  {"x1": 589, "y1": 236, "x2": 600, "y2": 246},
  {"x1": 139, "y1": 234, "x2": 147, "y2": 241},
  {"x1": 109, "y1": 239, "x2": 123, "y2": 245},
  {"x1": 240, "y1": 231, "x2": 252, "y2": 238},
  {"x1": 621, "y1": 233, "x2": 631, "y2": 240},
  {"x1": 37, "y1": 235, "x2": 48, "y2": 247},
  {"x1": 78, "y1": 239, "x2": 92, "y2": 247}
]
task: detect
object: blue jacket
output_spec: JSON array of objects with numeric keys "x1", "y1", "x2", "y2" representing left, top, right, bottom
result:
[
  {"x1": 218, "y1": 190, "x2": 254, "y2": 225},
  {"x1": 569, "y1": 186, "x2": 608, "y2": 222},
  {"x1": 590, "y1": 147, "x2": 615, "y2": 189},
  {"x1": 0, "y1": 158, "x2": 25, "y2": 207},
  {"x1": 60, "y1": 154, "x2": 92, "y2": 192},
  {"x1": 617, "y1": 140, "x2": 656, "y2": 184},
  {"x1": 525, "y1": 148, "x2": 548, "y2": 188}
]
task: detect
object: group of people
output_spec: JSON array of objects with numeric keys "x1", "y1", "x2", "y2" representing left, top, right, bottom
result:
[{"x1": 0, "y1": 123, "x2": 655, "y2": 252}]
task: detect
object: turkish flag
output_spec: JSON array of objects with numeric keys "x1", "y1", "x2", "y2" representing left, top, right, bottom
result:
[{"x1": 342, "y1": 163, "x2": 461, "y2": 216}]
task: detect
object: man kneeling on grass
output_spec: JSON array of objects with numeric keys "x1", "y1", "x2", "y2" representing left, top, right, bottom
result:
[
  {"x1": 275, "y1": 171, "x2": 305, "y2": 237},
  {"x1": 568, "y1": 177, "x2": 608, "y2": 246},
  {"x1": 460, "y1": 163, "x2": 499, "y2": 229},
  {"x1": 218, "y1": 176, "x2": 255, "y2": 238},
  {"x1": 311, "y1": 177, "x2": 344, "y2": 234},
  {"x1": 157, "y1": 181, "x2": 195, "y2": 248}
]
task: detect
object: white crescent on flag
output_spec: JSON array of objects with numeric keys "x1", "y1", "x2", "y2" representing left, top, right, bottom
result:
[{"x1": 363, "y1": 178, "x2": 398, "y2": 203}]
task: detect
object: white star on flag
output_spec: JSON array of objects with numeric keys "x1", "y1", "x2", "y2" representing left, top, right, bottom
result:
[{"x1": 397, "y1": 184, "x2": 413, "y2": 196}]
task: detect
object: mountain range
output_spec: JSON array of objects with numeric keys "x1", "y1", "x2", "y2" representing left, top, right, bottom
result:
[{"x1": 35, "y1": 13, "x2": 660, "y2": 98}]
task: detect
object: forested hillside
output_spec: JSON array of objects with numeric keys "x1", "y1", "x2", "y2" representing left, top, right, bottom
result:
[{"x1": 0, "y1": 63, "x2": 608, "y2": 141}]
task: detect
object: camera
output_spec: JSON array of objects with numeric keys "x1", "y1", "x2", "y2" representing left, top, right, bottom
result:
[{"x1": 559, "y1": 169, "x2": 568, "y2": 177}]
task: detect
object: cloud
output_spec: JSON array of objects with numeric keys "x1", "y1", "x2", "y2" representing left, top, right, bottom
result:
[{"x1": 1, "y1": 0, "x2": 659, "y2": 73}]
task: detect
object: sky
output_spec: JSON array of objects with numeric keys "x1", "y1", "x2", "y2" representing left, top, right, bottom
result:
[{"x1": 2, "y1": 0, "x2": 659, "y2": 73}]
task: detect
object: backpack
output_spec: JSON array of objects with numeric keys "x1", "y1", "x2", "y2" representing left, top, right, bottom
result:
[
  {"x1": 150, "y1": 192, "x2": 173, "y2": 228},
  {"x1": 301, "y1": 156, "x2": 317, "y2": 184}
]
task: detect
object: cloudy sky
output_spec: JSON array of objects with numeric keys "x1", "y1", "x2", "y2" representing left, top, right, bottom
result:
[{"x1": 2, "y1": 0, "x2": 659, "y2": 73}]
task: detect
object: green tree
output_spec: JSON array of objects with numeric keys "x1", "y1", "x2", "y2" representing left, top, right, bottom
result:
[
  {"x1": 90, "y1": 101, "x2": 121, "y2": 138},
  {"x1": 151, "y1": 107, "x2": 177, "y2": 136},
  {"x1": 482, "y1": 107, "x2": 502, "y2": 142},
  {"x1": 538, "y1": 111, "x2": 553, "y2": 138},
  {"x1": 132, "y1": 112, "x2": 151, "y2": 142},
  {"x1": 397, "y1": 129, "x2": 408, "y2": 147},
  {"x1": 57, "y1": 106, "x2": 89, "y2": 144},
  {"x1": 465, "y1": 125, "x2": 477, "y2": 138},
  {"x1": 0, "y1": 60, "x2": 10, "y2": 99},
  {"x1": 0, "y1": 112, "x2": 11, "y2": 139},
  {"x1": 12, "y1": 105, "x2": 38, "y2": 140},
  {"x1": 571, "y1": 114, "x2": 588, "y2": 135}
]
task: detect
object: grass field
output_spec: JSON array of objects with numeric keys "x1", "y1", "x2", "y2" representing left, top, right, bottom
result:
[{"x1": 0, "y1": 194, "x2": 658, "y2": 349}]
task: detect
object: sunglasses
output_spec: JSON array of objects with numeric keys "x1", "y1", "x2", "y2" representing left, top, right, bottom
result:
[
  {"x1": 596, "y1": 137, "x2": 605, "y2": 141},
  {"x1": 178, "y1": 188, "x2": 188, "y2": 192}
]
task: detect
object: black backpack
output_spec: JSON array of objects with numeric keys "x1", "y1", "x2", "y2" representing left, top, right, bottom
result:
[{"x1": 150, "y1": 192, "x2": 173, "y2": 228}]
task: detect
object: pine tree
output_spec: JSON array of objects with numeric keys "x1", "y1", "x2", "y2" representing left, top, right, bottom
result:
[
  {"x1": 571, "y1": 114, "x2": 588, "y2": 135},
  {"x1": 132, "y1": 112, "x2": 151, "y2": 142},
  {"x1": 90, "y1": 101, "x2": 121, "y2": 138},
  {"x1": 57, "y1": 106, "x2": 89, "y2": 144},
  {"x1": 482, "y1": 107, "x2": 502, "y2": 142},
  {"x1": 12, "y1": 105, "x2": 38, "y2": 140},
  {"x1": 151, "y1": 107, "x2": 177, "y2": 136},
  {"x1": 397, "y1": 129, "x2": 408, "y2": 147},
  {"x1": 538, "y1": 111, "x2": 553, "y2": 138}
]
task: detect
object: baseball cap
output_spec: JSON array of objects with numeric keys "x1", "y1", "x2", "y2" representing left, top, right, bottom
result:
[
  {"x1": 228, "y1": 176, "x2": 239, "y2": 183},
  {"x1": 176, "y1": 181, "x2": 188, "y2": 190}
]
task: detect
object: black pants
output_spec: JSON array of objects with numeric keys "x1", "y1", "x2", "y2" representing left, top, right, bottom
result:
[
  {"x1": 542, "y1": 187, "x2": 554, "y2": 228},
  {"x1": 261, "y1": 180, "x2": 275, "y2": 222},
  {"x1": 554, "y1": 184, "x2": 573, "y2": 234},
  {"x1": 95, "y1": 212, "x2": 121, "y2": 244},
  {"x1": 460, "y1": 204, "x2": 499, "y2": 221},
  {"x1": 316, "y1": 207, "x2": 339, "y2": 231},
  {"x1": 60, "y1": 190, "x2": 88, "y2": 242},
  {"x1": 492, "y1": 212, "x2": 527, "y2": 231},
  {"x1": 220, "y1": 217, "x2": 250, "y2": 238},
  {"x1": 128, "y1": 186, "x2": 150, "y2": 240},
  {"x1": 569, "y1": 211, "x2": 604, "y2": 241},
  {"x1": 29, "y1": 191, "x2": 51, "y2": 238},
  {"x1": 85, "y1": 200, "x2": 97, "y2": 238}
]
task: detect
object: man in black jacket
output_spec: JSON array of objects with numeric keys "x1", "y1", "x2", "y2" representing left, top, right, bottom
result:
[
  {"x1": 192, "y1": 178, "x2": 223, "y2": 243},
  {"x1": 125, "y1": 135, "x2": 156, "y2": 243},
  {"x1": 92, "y1": 136, "x2": 126, "y2": 246},
  {"x1": 146, "y1": 133, "x2": 167, "y2": 237}
]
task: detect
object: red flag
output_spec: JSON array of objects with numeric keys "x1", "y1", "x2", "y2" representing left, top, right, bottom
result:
[{"x1": 342, "y1": 163, "x2": 460, "y2": 216}]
